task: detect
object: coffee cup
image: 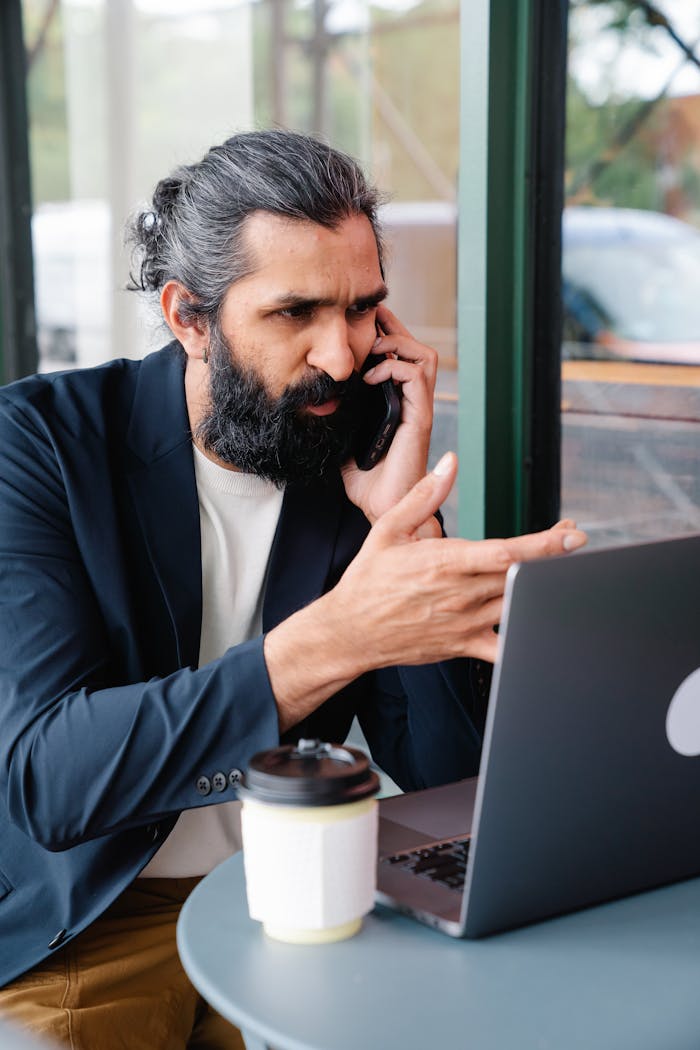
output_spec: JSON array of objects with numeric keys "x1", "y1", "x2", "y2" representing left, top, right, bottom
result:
[{"x1": 239, "y1": 738, "x2": 380, "y2": 943}]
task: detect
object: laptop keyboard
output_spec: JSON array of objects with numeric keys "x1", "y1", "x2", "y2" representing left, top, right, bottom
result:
[{"x1": 381, "y1": 838, "x2": 471, "y2": 891}]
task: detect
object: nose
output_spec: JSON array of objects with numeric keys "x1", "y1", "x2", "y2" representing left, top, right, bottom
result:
[{"x1": 305, "y1": 319, "x2": 358, "y2": 382}]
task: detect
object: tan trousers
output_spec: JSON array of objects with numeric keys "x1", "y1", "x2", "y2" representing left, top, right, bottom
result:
[{"x1": 0, "y1": 877, "x2": 246, "y2": 1050}]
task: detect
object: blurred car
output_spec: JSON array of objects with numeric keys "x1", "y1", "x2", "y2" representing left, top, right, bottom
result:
[{"x1": 562, "y1": 206, "x2": 700, "y2": 365}]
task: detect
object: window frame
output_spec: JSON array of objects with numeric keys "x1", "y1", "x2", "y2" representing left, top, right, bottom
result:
[
  {"x1": 0, "y1": 0, "x2": 37, "y2": 384},
  {"x1": 458, "y1": 0, "x2": 568, "y2": 538}
]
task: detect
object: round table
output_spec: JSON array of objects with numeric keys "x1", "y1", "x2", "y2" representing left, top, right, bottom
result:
[{"x1": 177, "y1": 853, "x2": 700, "y2": 1050}]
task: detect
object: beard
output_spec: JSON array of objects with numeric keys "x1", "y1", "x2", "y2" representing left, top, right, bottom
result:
[{"x1": 194, "y1": 326, "x2": 363, "y2": 485}]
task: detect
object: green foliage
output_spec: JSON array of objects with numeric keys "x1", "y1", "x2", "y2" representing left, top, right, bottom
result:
[
  {"x1": 566, "y1": 0, "x2": 700, "y2": 217},
  {"x1": 566, "y1": 77, "x2": 663, "y2": 209}
]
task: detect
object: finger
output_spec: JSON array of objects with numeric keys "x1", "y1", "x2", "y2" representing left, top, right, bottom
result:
[
  {"x1": 435, "y1": 524, "x2": 587, "y2": 576},
  {"x1": 372, "y1": 325, "x2": 438, "y2": 376},
  {"x1": 367, "y1": 341, "x2": 438, "y2": 385},
  {"x1": 362, "y1": 357, "x2": 432, "y2": 389},
  {"x1": 376, "y1": 303, "x2": 413, "y2": 338},
  {"x1": 502, "y1": 525, "x2": 588, "y2": 560},
  {"x1": 461, "y1": 595, "x2": 504, "y2": 634},
  {"x1": 552, "y1": 518, "x2": 577, "y2": 531},
  {"x1": 430, "y1": 570, "x2": 508, "y2": 610},
  {"x1": 463, "y1": 628, "x2": 500, "y2": 664},
  {"x1": 370, "y1": 452, "x2": 458, "y2": 544},
  {"x1": 462, "y1": 575, "x2": 508, "y2": 608}
]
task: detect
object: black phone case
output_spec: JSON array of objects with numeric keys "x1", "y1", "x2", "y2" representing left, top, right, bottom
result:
[{"x1": 353, "y1": 353, "x2": 402, "y2": 470}]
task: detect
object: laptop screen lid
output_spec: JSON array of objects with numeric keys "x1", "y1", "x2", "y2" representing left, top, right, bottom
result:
[{"x1": 461, "y1": 532, "x2": 700, "y2": 938}]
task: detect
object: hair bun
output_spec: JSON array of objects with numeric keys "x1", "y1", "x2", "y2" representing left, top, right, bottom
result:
[{"x1": 152, "y1": 172, "x2": 186, "y2": 220}]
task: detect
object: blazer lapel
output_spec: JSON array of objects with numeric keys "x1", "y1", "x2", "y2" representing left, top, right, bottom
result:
[{"x1": 126, "y1": 346, "x2": 202, "y2": 669}]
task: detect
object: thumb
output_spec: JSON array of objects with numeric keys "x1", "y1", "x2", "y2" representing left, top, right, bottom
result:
[{"x1": 371, "y1": 451, "x2": 457, "y2": 545}]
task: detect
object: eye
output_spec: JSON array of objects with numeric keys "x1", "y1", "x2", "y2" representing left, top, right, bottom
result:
[
  {"x1": 347, "y1": 302, "x2": 376, "y2": 319},
  {"x1": 278, "y1": 303, "x2": 315, "y2": 320}
]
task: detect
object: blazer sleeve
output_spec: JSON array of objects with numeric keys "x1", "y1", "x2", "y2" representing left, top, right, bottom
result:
[{"x1": 0, "y1": 395, "x2": 280, "y2": 852}]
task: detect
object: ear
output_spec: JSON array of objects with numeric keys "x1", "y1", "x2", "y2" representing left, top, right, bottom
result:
[{"x1": 160, "y1": 281, "x2": 209, "y2": 361}]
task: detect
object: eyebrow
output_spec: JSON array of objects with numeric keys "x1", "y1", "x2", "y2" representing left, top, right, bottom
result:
[{"x1": 269, "y1": 284, "x2": 389, "y2": 312}]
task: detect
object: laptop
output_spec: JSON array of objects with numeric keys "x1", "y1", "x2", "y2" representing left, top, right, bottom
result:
[{"x1": 375, "y1": 532, "x2": 700, "y2": 938}]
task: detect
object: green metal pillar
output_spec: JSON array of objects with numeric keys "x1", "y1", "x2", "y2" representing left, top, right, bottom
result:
[
  {"x1": 458, "y1": 0, "x2": 567, "y2": 539},
  {"x1": 0, "y1": 0, "x2": 38, "y2": 384}
]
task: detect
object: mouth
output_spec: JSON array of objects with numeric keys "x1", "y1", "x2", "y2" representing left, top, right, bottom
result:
[{"x1": 305, "y1": 398, "x2": 341, "y2": 417}]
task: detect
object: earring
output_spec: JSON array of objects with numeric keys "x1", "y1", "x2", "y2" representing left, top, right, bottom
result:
[{"x1": 202, "y1": 346, "x2": 209, "y2": 365}]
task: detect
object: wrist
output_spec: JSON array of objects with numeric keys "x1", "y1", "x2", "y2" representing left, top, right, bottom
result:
[{"x1": 263, "y1": 592, "x2": 366, "y2": 733}]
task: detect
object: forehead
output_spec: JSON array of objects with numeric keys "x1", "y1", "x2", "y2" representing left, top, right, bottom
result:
[{"x1": 237, "y1": 211, "x2": 383, "y2": 297}]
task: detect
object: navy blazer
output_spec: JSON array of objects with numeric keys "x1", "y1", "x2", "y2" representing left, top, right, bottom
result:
[{"x1": 0, "y1": 345, "x2": 483, "y2": 986}]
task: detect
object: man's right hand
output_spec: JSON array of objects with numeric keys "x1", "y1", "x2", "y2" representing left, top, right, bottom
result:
[{"x1": 264, "y1": 451, "x2": 587, "y2": 732}]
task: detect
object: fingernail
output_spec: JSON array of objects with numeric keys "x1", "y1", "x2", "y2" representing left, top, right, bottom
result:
[
  {"x1": 563, "y1": 531, "x2": 586, "y2": 551},
  {"x1": 372, "y1": 336, "x2": 382, "y2": 350},
  {"x1": 433, "y1": 452, "x2": 454, "y2": 477},
  {"x1": 363, "y1": 367, "x2": 376, "y2": 379}
]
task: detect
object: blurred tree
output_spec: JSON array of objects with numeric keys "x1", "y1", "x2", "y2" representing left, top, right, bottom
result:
[{"x1": 567, "y1": 0, "x2": 700, "y2": 214}]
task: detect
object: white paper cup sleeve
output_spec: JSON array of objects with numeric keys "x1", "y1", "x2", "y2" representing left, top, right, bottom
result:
[{"x1": 241, "y1": 799, "x2": 378, "y2": 936}]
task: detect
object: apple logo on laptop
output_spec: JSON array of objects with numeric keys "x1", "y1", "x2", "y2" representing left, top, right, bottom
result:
[{"x1": 666, "y1": 668, "x2": 700, "y2": 756}]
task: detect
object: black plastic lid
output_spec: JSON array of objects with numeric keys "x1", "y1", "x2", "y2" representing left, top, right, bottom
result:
[{"x1": 239, "y1": 739, "x2": 380, "y2": 806}]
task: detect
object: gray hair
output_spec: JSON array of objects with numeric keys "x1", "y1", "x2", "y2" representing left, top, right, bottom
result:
[{"x1": 127, "y1": 129, "x2": 384, "y2": 326}]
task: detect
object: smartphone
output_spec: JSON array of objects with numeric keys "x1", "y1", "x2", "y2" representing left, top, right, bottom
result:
[{"x1": 353, "y1": 352, "x2": 402, "y2": 471}]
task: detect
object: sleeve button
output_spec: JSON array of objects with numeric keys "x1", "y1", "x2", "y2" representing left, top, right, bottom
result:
[
  {"x1": 228, "y1": 769, "x2": 242, "y2": 787},
  {"x1": 212, "y1": 771, "x2": 227, "y2": 792},
  {"x1": 48, "y1": 928, "x2": 67, "y2": 950},
  {"x1": 196, "y1": 775, "x2": 212, "y2": 796}
]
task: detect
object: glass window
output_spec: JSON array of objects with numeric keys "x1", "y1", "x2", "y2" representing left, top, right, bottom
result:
[
  {"x1": 562, "y1": 0, "x2": 700, "y2": 547},
  {"x1": 22, "y1": 0, "x2": 460, "y2": 530}
]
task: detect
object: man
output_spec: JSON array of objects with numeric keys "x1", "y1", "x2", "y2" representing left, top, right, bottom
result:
[{"x1": 0, "y1": 129, "x2": 585, "y2": 1048}]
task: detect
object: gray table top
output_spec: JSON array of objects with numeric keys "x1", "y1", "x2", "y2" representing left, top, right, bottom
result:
[{"x1": 177, "y1": 853, "x2": 700, "y2": 1050}]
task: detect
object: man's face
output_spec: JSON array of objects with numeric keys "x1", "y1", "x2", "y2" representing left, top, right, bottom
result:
[{"x1": 196, "y1": 211, "x2": 388, "y2": 483}]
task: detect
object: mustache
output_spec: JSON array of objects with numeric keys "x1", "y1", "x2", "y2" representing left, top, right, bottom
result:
[
  {"x1": 198, "y1": 332, "x2": 363, "y2": 483},
  {"x1": 280, "y1": 370, "x2": 362, "y2": 411}
]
